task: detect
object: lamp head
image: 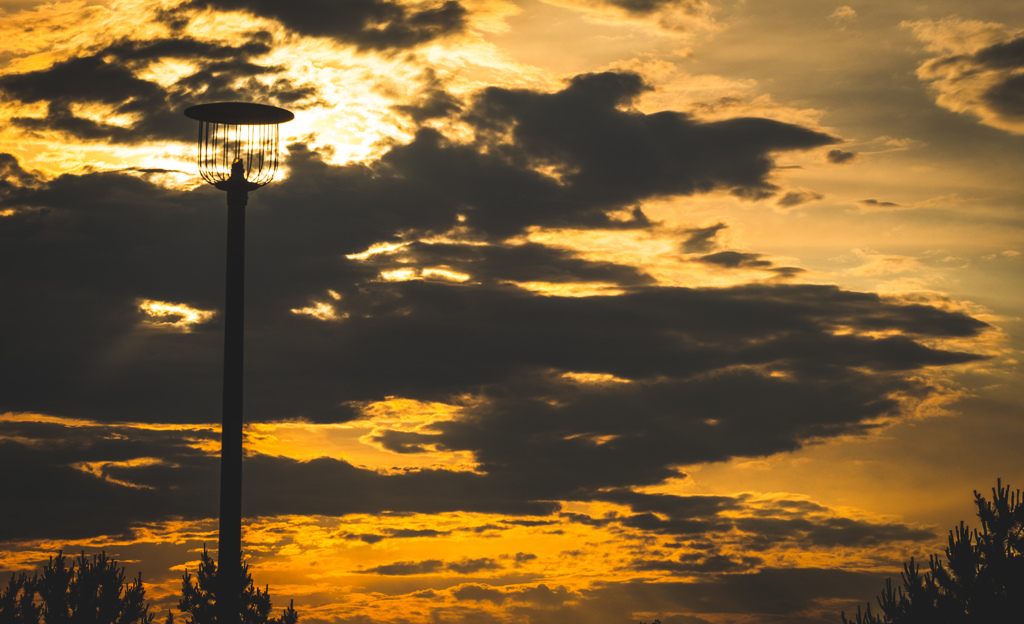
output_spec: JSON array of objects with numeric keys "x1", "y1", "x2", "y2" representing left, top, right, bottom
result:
[{"x1": 184, "y1": 102, "x2": 294, "y2": 188}]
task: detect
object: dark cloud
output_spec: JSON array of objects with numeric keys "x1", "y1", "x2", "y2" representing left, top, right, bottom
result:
[
  {"x1": 983, "y1": 73, "x2": 1024, "y2": 119},
  {"x1": 605, "y1": 0, "x2": 676, "y2": 14},
  {"x1": 0, "y1": 54, "x2": 165, "y2": 108},
  {"x1": 619, "y1": 511, "x2": 726, "y2": 536},
  {"x1": 0, "y1": 64, "x2": 991, "y2": 548},
  {"x1": 243, "y1": 457, "x2": 557, "y2": 518},
  {"x1": 104, "y1": 34, "x2": 276, "y2": 62},
  {"x1": 275, "y1": 132, "x2": 565, "y2": 243},
  {"x1": 693, "y1": 250, "x2": 805, "y2": 277},
  {"x1": 441, "y1": 571, "x2": 887, "y2": 623},
  {"x1": 735, "y1": 516, "x2": 935, "y2": 550},
  {"x1": 0, "y1": 153, "x2": 39, "y2": 205},
  {"x1": 344, "y1": 533, "x2": 388, "y2": 544},
  {"x1": 420, "y1": 363, "x2": 967, "y2": 501},
  {"x1": 393, "y1": 69, "x2": 463, "y2": 123},
  {"x1": 0, "y1": 154, "x2": 989, "y2": 494},
  {"x1": 502, "y1": 520, "x2": 558, "y2": 527},
  {"x1": 681, "y1": 222, "x2": 727, "y2": 253},
  {"x1": 389, "y1": 282, "x2": 981, "y2": 498},
  {"x1": 581, "y1": 568, "x2": 886, "y2": 616},
  {"x1": 257, "y1": 127, "x2": 655, "y2": 254},
  {"x1": 249, "y1": 71, "x2": 836, "y2": 243},
  {"x1": 0, "y1": 154, "x2": 989, "y2": 537},
  {"x1": 374, "y1": 429, "x2": 437, "y2": 454},
  {"x1": 0, "y1": 35, "x2": 318, "y2": 144},
  {"x1": 771, "y1": 265, "x2": 806, "y2": 278},
  {"x1": 394, "y1": 88, "x2": 463, "y2": 123},
  {"x1": 973, "y1": 36, "x2": 1024, "y2": 70},
  {"x1": 913, "y1": 33, "x2": 1024, "y2": 132},
  {"x1": 357, "y1": 240, "x2": 656, "y2": 287},
  {"x1": 363, "y1": 559, "x2": 445, "y2": 575},
  {"x1": 860, "y1": 199, "x2": 902, "y2": 208},
  {"x1": 0, "y1": 416, "x2": 937, "y2": 549},
  {"x1": 634, "y1": 554, "x2": 763, "y2": 574},
  {"x1": 510, "y1": 584, "x2": 575, "y2": 606},
  {"x1": 776, "y1": 189, "x2": 823, "y2": 208},
  {"x1": 180, "y1": 0, "x2": 467, "y2": 50},
  {"x1": 453, "y1": 583, "x2": 575, "y2": 606},
  {"x1": 453, "y1": 585, "x2": 506, "y2": 604},
  {"x1": 0, "y1": 415, "x2": 942, "y2": 624},
  {"x1": 338, "y1": 527, "x2": 453, "y2": 543},
  {"x1": 0, "y1": 166, "x2": 228, "y2": 422},
  {"x1": 0, "y1": 426, "x2": 219, "y2": 540},
  {"x1": 582, "y1": 489, "x2": 937, "y2": 554},
  {"x1": 0, "y1": 423, "x2": 558, "y2": 542},
  {"x1": 465, "y1": 72, "x2": 839, "y2": 223},
  {"x1": 358, "y1": 557, "x2": 500, "y2": 576},
  {"x1": 697, "y1": 250, "x2": 773, "y2": 268},
  {"x1": 395, "y1": 528, "x2": 446, "y2": 540},
  {"x1": 598, "y1": 0, "x2": 709, "y2": 18},
  {"x1": 446, "y1": 558, "x2": 503, "y2": 574},
  {"x1": 313, "y1": 280, "x2": 982, "y2": 394},
  {"x1": 598, "y1": 490, "x2": 737, "y2": 517},
  {"x1": 0, "y1": 53, "x2": 175, "y2": 142},
  {"x1": 827, "y1": 149, "x2": 856, "y2": 164}
]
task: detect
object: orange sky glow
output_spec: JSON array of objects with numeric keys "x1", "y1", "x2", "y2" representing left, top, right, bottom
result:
[{"x1": 1, "y1": 0, "x2": 1023, "y2": 622}]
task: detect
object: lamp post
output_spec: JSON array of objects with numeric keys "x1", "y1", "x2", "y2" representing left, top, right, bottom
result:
[{"x1": 184, "y1": 102, "x2": 293, "y2": 624}]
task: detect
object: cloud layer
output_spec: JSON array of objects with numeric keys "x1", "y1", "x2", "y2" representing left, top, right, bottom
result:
[
  {"x1": 0, "y1": 3, "x2": 1011, "y2": 622},
  {"x1": 906, "y1": 17, "x2": 1024, "y2": 134}
]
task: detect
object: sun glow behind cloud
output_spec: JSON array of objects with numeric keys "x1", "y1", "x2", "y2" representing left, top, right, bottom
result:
[
  {"x1": 0, "y1": 0, "x2": 494, "y2": 176},
  {"x1": 290, "y1": 301, "x2": 342, "y2": 321},
  {"x1": 139, "y1": 299, "x2": 216, "y2": 331}
]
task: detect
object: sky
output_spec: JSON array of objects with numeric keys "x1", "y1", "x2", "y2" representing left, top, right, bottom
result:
[{"x1": 1, "y1": 0, "x2": 1022, "y2": 622}]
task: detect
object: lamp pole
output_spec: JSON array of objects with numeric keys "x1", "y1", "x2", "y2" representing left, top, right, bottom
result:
[
  {"x1": 217, "y1": 161, "x2": 257, "y2": 624},
  {"x1": 184, "y1": 102, "x2": 293, "y2": 624}
]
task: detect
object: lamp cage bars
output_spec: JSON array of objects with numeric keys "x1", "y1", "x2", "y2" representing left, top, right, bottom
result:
[{"x1": 184, "y1": 102, "x2": 294, "y2": 187}]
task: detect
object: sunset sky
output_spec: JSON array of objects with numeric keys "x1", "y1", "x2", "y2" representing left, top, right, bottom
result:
[{"x1": 1, "y1": 0, "x2": 1023, "y2": 622}]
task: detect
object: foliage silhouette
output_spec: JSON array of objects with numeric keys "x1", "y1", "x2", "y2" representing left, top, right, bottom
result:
[
  {"x1": 842, "y1": 479, "x2": 1023, "y2": 624},
  {"x1": 176, "y1": 547, "x2": 296, "y2": 624},
  {"x1": 0, "y1": 551, "x2": 154, "y2": 624}
]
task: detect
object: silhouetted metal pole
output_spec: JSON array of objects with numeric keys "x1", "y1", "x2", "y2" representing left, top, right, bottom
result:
[
  {"x1": 184, "y1": 102, "x2": 293, "y2": 624},
  {"x1": 217, "y1": 161, "x2": 256, "y2": 624}
]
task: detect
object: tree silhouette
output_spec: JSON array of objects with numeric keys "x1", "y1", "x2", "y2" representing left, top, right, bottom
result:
[
  {"x1": 842, "y1": 479, "x2": 1023, "y2": 624},
  {"x1": 1, "y1": 572, "x2": 41, "y2": 624},
  {"x1": 0, "y1": 552, "x2": 154, "y2": 624},
  {"x1": 176, "y1": 547, "x2": 296, "y2": 624}
]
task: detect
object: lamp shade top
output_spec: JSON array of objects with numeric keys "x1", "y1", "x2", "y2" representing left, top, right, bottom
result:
[{"x1": 184, "y1": 102, "x2": 294, "y2": 125}]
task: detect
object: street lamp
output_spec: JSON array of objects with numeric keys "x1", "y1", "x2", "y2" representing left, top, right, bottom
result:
[{"x1": 184, "y1": 102, "x2": 293, "y2": 624}]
